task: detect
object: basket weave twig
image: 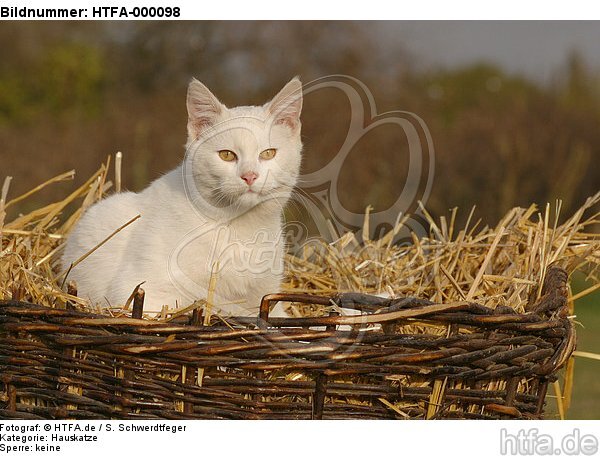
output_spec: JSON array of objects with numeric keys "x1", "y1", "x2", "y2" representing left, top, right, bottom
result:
[{"x1": 0, "y1": 266, "x2": 574, "y2": 420}]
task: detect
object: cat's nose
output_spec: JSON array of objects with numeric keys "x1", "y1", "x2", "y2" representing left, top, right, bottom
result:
[{"x1": 240, "y1": 171, "x2": 258, "y2": 186}]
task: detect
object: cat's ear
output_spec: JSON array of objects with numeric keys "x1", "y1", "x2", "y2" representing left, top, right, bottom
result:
[
  {"x1": 266, "y1": 77, "x2": 303, "y2": 132},
  {"x1": 187, "y1": 78, "x2": 225, "y2": 139}
]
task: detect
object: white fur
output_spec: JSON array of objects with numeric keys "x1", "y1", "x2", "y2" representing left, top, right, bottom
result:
[{"x1": 61, "y1": 78, "x2": 303, "y2": 316}]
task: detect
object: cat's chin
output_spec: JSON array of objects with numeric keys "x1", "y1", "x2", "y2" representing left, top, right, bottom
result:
[
  {"x1": 232, "y1": 189, "x2": 286, "y2": 211},
  {"x1": 230, "y1": 190, "x2": 261, "y2": 207}
]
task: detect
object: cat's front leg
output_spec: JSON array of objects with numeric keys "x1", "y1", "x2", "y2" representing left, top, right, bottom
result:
[{"x1": 240, "y1": 274, "x2": 283, "y2": 317}]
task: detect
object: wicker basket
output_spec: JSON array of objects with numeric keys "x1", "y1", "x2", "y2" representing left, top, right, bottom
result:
[{"x1": 0, "y1": 266, "x2": 575, "y2": 420}]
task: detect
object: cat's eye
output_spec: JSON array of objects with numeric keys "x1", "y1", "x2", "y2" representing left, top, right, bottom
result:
[
  {"x1": 260, "y1": 148, "x2": 277, "y2": 160},
  {"x1": 218, "y1": 150, "x2": 237, "y2": 162}
]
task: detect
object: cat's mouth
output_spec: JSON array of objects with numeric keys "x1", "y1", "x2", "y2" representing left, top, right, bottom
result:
[
  {"x1": 245, "y1": 186, "x2": 267, "y2": 196},
  {"x1": 236, "y1": 184, "x2": 274, "y2": 198},
  {"x1": 237, "y1": 187, "x2": 261, "y2": 198}
]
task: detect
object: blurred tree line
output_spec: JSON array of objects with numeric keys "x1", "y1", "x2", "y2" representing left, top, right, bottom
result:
[{"x1": 0, "y1": 22, "x2": 598, "y2": 231}]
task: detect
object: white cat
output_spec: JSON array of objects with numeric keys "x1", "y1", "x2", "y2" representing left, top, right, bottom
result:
[{"x1": 61, "y1": 77, "x2": 303, "y2": 316}]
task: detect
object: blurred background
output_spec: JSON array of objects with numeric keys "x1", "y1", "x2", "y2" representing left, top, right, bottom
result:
[{"x1": 0, "y1": 21, "x2": 598, "y2": 418}]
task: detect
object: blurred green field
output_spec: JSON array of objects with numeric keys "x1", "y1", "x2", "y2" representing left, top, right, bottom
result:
[{"x1": 546, "y1": 275, "x2": 600, "y2": 419}]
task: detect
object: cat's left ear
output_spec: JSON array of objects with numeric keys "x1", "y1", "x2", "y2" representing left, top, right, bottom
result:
[
  {"x1": 266, "y1": 77, "x2": 303, "y2": 132},
  {"x1": 187, "y1": 78, "x2": 225, "y2": 139}
]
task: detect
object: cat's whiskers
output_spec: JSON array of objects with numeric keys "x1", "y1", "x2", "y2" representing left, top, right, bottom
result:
[{"x1": 266, "y1": 180, "x2": 310, "y2": 210}]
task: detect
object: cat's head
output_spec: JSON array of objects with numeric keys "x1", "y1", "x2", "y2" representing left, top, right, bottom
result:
[{"x1": 185, "y1": 77, "x2": 303, "y2": 215}]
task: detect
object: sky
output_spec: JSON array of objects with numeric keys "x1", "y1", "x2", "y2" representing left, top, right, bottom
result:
[{"x1": 374, "y1": 21, "x2": 600, "y2": 83}]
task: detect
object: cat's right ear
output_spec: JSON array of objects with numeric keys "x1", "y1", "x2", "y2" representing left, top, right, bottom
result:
[
  {"x1": 266, "y1": 77, "x2": 303, "y2": 132},
  {"x1": 187, "y1": 79, "x2": 225, "y2": 139}
]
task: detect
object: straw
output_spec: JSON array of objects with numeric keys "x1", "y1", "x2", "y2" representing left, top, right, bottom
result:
[{"x1": 1, "y1": 162, "x2": 599, "y2": 418}]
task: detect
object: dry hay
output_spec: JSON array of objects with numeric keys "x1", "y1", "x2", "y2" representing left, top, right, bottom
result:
[
  {"x1": 0, "y1": 163, "x2": 110, "y2": 310},
  {"x1": 283, "y1": 198, "x2": 600, "y2": 318},
  {"x1": 1, "y1": 156, "x2": 599, "y2": 418}
]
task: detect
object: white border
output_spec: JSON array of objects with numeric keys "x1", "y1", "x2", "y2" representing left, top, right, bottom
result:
[{"x1": 1, "y1": 0, "x2": 600, "y2": 20}]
